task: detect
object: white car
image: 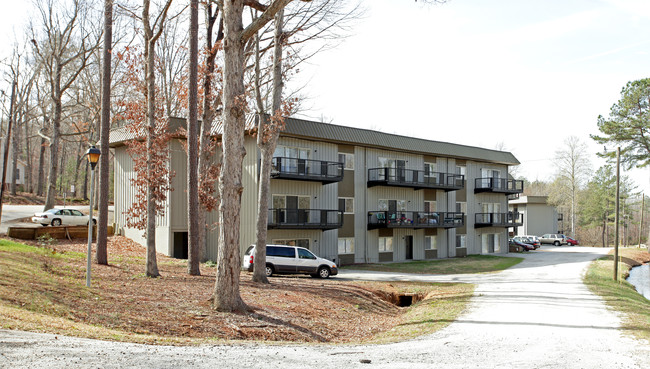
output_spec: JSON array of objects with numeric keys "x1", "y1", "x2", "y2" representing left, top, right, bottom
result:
[
  {"x1": 31, "y1": 208, "x2": 97, "y2": 227},
  {"x1": 242, "y1": 244, "x2": 338, "y2": 278}
]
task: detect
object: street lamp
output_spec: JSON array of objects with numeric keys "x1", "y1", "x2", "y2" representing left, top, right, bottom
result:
[{"x1": 85, "y1": 146, "x2": 100, "y2": 287}]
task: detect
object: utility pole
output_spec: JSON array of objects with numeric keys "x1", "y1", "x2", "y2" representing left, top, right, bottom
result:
[
  {"x1": 639, "y1": 194, "x2": 644, "y2": 249},
  {"x1": 614, "y1": 147, "x2": 620, "y2": 281}
]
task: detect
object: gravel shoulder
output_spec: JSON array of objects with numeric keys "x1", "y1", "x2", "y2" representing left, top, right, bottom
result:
[{"x1": 1, "y1": 246, "x2": 649, "y2": 368}]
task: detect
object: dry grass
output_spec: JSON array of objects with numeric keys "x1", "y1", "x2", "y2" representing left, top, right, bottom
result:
[{"x1": 0, "y1": 236, "x2": 474, "y2": 345}]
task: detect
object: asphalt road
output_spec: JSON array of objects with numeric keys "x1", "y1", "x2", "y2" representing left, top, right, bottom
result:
[{"x1": 1, "y1": 246, "x2": 649, "y2": 368}]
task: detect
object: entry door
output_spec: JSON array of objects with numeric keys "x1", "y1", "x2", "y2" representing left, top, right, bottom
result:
[
  {"x1": 286, "y1": 196, "x2": 298, "y2": 223},
  {"x1": 388, "y1": 200, "x2": 397, "y2": 223},
  {"x1": 405, "y1": 236, "x2": 413, "y2": 260},
  {"x1": 396, "y1": 160, "x2": 406, "y2": 182}
]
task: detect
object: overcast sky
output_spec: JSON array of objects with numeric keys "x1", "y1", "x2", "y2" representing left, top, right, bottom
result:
[{"x1": 2, "y1": 0, "x2": 650, "y2": 193}]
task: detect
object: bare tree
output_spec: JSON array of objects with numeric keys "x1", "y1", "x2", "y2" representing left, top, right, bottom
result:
[
  {"x1": 549, "y1": 136, "x2": 591, "y2": 237},
  {"x1": 213, "y1": 0, "x2": 297, "y2": 312},
  {"x1": 30, "y1": 0, "x2": 100, "y2": 211},
  {"x1": 96, "y1": 0, "x2": 114, "y2": 266},
  {"x1": 187, "y1": 0, "x2": 200, "y2": 275}
]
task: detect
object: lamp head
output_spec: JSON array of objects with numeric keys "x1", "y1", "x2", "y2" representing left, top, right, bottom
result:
[{"x1": 86, "y1": 146, "x2": 101, "y2": 170}]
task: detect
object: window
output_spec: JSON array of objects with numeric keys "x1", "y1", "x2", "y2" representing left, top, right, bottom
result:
[
  {"x1": 425, "y1": 201, "x2": 436, "y2": 213},
  {"x1": 378, "y1": 199, "x2": 407, "y2": 212},
  {"x1": 424, "y1": 162, "x2": 436, "y2": 177},
  {"x1": 378, "y1": 237, "x2": 393, "y2": 252},
  {"x1": 273, "y1": 239, "x2": 310, "y2": 249},
  {"x1": 338, "y1": 153, "x2": 354, "y2": 170},
  {"x1": 272, "y1": 195, "x2": 310, "y2": 209},
  {"x1": 456, "y1": 202, "x2": 467, "y2": 214},
  {"x1": 298, "y1": 248, "x2": 317, "y2": 259},
  {"x1": 425, "y1": 236, "x2": 437, "y2": 250},
  {"x1": 275, "y1": 145, "x2": 310, "y2": 159},
  {"x1": 15, "y1": 168, "x2": 20, "y2": 181},
  {"x1": 456, "y1": 165, "x2": 466, "y2": 176},
  {"x1": 456, "y1": 234, "x2": 466, "y2": 248},
  {"x1": 378, "y1": 157, "x2": 395, "y2": 168},
  {"x1": 267, "y1": 246, "x2": 296, "y2": 258},
  {"x1": 338, "y1": 197, "x2": 354, "y2": 214},
  {"x1": 338, "y1": 238, "x2": 355, "y2": 254}
]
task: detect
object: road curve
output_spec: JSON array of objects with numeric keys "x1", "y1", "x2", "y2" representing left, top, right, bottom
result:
[{"x1": 1, "y1": 246, "x2": 648, "y2": 368}]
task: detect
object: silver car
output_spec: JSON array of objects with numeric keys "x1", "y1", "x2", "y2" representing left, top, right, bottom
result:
[{"x1": 540, "y1": 234, "x2": 567, "y2": 246}]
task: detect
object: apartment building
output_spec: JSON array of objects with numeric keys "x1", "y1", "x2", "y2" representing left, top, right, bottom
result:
[{"x1": 109, "y1": 116, "x2": 523, "y2": 264}]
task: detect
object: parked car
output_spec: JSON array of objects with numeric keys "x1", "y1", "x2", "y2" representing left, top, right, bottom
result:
[
  {"x1": 540, "y1": 234, "x2": 568, "y2": 246},
  {"x1": 509, "y1": 238, "x2": 535, "y2": 252},
  {"x1": 242, "y1": 244, "x2": 338, "y2": 278},
  {"x1": 514, "y1": 236, "x2": 540, "y2": 249},
  {"x1": 523, "y1": 235, "x2": 541, "y2": 246},
  {"x1": 566, "y1": 237, "x2": 579, "y2": 246},
  {"x1": 31, "y1": 208, "x2": 97, "y2": 227}
]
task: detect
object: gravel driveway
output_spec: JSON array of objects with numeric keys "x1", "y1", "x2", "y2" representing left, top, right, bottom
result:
[{"x1": 1, "y1": 246, "x2": 648, "y2": 368}]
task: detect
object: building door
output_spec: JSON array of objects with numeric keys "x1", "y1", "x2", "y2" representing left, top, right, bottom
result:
[
  {"x1": 405, "y1": 235, "x2": 413, "y2": 260},
  {"x1": 396, "y1": 160, "x2": 406, "y2": 182},
  {"x1": 286, "y1": 196, "x2": 298, "y2": 223}
]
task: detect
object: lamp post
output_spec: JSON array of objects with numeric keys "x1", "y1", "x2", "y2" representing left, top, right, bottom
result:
[{"x1": 85, "y1": 146, "x2": 101, "y2": 287}]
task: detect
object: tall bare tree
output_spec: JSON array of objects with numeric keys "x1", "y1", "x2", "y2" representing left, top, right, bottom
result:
[
  {"x1": 142, "y1": 0, "x2": 174, "y2": 277},
  {"x1": 96, "y1": 0, "x2": 114, "y2": 266},
  {"x1": 214, "y1": 0, "x2": 296, "y2": 312},
  {"x1": 549, "y1": 136, "x2": 592, "y2": 237},
  {"x1": 30, "y1": 0, "x2": 100, "y2": 211},
  {"x1": 187, "y1": 0, "x2": 200, "y2": 275}
]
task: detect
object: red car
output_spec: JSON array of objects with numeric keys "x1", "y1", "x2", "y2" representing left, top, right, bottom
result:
[{"x1": 566, "y1": 237, "x2": 579, "y2": 246}]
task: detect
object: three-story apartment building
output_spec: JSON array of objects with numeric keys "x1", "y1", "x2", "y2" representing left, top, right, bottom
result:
[{"x1": 109, "y1": 116, "x2": 523, "y2": 264}]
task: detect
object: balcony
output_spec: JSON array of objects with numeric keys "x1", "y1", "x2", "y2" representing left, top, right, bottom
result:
[
  {"x1": 474, "y1": 212, "x2": 523, "y2": 228},
  {"x1": 271, "y1": 157, "x2": 343, "y2": 184},
  {"x1": 474, "y1": 178, "x2": 524, "y2": 195},
  {"x1": 367, "y1": 211, "x2": 464, "y2": 230},
  {"x1": 267, "y1": 208, "x2": 343, "y2": 230},
  {"x1": 367, "y1": 168, "x2": 464, "y2": 191}
]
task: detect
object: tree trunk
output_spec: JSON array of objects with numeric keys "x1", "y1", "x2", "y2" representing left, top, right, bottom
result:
[
  {"x1": 37, "y1": 135, "x2": 46, "y2": 197},
  {"x1": 253, "y1": 9, "x2": 285, "y2": 284},
  {"x1": 44, "y1": 64, "x2": 63, "y2": 211},
  {"x1": 10, "y1": 110, "x2": 20, "y2": 195},
  {"x1": 23, "y1": 101, "x2": 32, "y2": 193},
  {"x1": 96, "y1": 0, "x2": 113, "y2": 266},
  {"x1": 213, "y1": 0, "x2": 247, "y2": 312},
  {"x1": 187, "y1": 0, "x2": 200, "y2": 275}
]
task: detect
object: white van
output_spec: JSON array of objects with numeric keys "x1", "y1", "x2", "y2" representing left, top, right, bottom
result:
[{"x1": 242, "y1": 244, "x2": 338, "y2": 278}]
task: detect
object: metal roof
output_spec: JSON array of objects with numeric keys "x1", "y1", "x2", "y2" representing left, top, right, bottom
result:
[
  {"x1": 280, "y1": 116, "x2": 520, "y2": 165},
  {"x1": 110, "y1": 115, "x2": 520, "y2": 165}
]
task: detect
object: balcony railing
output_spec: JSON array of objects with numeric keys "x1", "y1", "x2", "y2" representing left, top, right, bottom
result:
[
  {"x1": 367, "y1": 167, "x2": 464, "y2": 191},
  {"x1": 474, "y1": 212, "x2": 523, "y2": 228},
  {"x1": 474, "y1": 178, "x2": 524, "y2": 195},
  {"x1": 268, "y1": 208, "x2": 343, "y2": 230},
  {"x1": 271, "y1": 157, "x2": 343, "y2": 184},
  {"x1": 367, "y1": 211, "x2": 464, "y2": 230}
]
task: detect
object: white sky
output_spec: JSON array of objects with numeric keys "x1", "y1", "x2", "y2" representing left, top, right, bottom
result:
[{"x1": 2, "y1": 1, "x2": 650, "y2": 193}]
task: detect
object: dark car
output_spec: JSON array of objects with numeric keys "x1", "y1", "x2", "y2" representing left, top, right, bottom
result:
[
  {"x1": 566, "y1": 237, "x2": 579, "y2": 246},
  {"x1": 514, "y1": 236, "x2": 540, "y2": 249},
  {"x1": 509, "y1": 238, "x2": 535, "y2": 252}
]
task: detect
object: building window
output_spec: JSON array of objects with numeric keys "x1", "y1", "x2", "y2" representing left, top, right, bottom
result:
[
  {"x1": 425, "y1": 201, "x2": 436, "y2": 213},
  {"x1": 275, "y1": 145, "x2": 310, "y2": 159},
  {"x1": 424, "y1": 162, "x2": 436, "y2": 177},
  {"x1": 338, "y1": 197, "x2": 354, "y2": 214},
  {"x1": 338, "y1": 238, "x2": 355, "y2": 254},
  {"x1": 378, "y1": 199, "x2": 407, "y2": 212},
  {"x1": 456, "y1": 202, "x2": 467, "y2": 214},
  {"x1": 273, "y1": 239, "x2": 310, "y2": 249},
  {"x1": 456, "y1": 234, "x2": 466, "y2": 248},
  {"x1": 456, "y1": 165, "x2": 466, "y2": 176},
  {"x1": 378, "y1": 237, "x2": 393, "y2": 252},
  {"x1": 338, "y1": 153, "x2": 354, "y2": 170},
  {"x1": 425, "y1": 235, "x2": 437, "y2": 250},
  {"x1": 272, "y1": 195, "x2": 310, "y2": 210}
]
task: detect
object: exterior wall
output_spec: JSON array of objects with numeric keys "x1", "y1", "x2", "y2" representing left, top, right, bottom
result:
[
  {"x1": 113, "y1": 145, "x2": 172, "y2": 256},
  {"x1": 511, "y1": 202, "x2": 559, "y2": 237}
]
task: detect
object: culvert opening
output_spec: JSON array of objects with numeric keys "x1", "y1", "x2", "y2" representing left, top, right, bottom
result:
[{"x1": 398, "y1": 294, "x2": 413, "y2": 307}]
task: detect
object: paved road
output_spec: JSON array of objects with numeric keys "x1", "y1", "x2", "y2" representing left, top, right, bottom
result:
[{"x1": 1, "y1": 246, "x2": 648, "y2": 368}]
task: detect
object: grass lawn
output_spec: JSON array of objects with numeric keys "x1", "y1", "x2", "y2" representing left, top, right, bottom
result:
[
  {"x1": 342, "y1": 254, "x2": 523, "y2": 274},
  {"x1": 584, "y1": 247, "x2": 650, "y2": 342},
  {"x1": 0, "y1": 237, "x2": 475, "y2": 344}
]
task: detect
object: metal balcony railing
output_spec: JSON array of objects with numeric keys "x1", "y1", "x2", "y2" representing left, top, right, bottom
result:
[
  {"x1": 474, "y1": 178, "x2": 524, "y2": 195},
  {"x1": 271, "y1": 157, "x2": 343, "y2": 184},
  {"x1": 474, "y1": 212, "x2": 523, "y2": 228},
  {"x1": 367, "y1": 167, "x2": 464, "y2": 191},
  {"x1": 267, "y1": 208, "x2": 343, "y2": 230},
  {"x1": 367, "y1": 211, "x2": 464, "y2": 230}
]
